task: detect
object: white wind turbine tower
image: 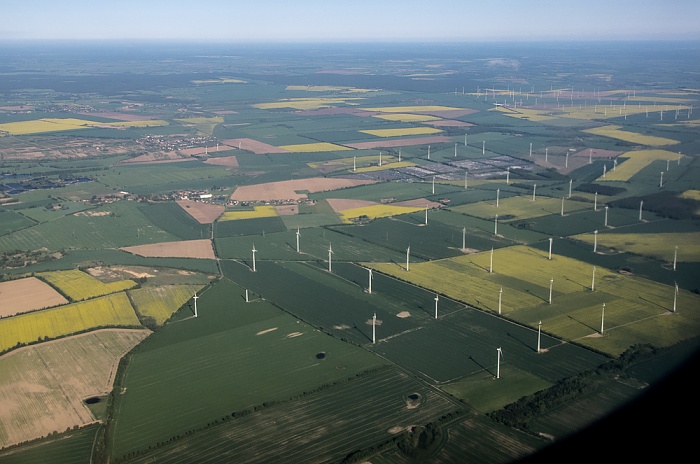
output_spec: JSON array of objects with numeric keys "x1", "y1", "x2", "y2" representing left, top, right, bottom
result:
[
  {"x1": 639, "y1": 201, "x2": 644, "y2": 221},
  {"x1": 251, "y1": 243, "x2": 257, "y2": 272},
  {"x1": 673, "y1": 246, "x2": 678, "y2": 271},
  {"x1": 434, "y1": 294, "x2": 439, "y2": 319},
  {"x1": 379, "y1": 151, "x2": 382, "y2": 166},
  {"x1": 245, "y1": 289, "x2": 249, "y2": 302},
  {"x1": 489, "y1": 247, "x2": 494, "y2": 273},
  {"x1": 406, "y1": 245, "x2": 411, "y2": 271},
  {"x1": 594, "y1": 192, "x2": 598, "y2": 211},
  {"x1": 353, "y1": 156, "x2": 356, "y2": 172},
  {"x1": 494, "y1": 215, "x2": 498, "y2": 236},
  {"x1": 529, "y1": 142, "x2": 532, "y2": 157},
  {"x1": 600, "y1": 303, "x2": 606, "y2": 334},
  {"x1": 496, "y1": 347, "x2": 503, "y2": 379},
  {"x1": 296, "y1": 228, "x2": 301, "y2": 253},
  {"x1": 604, "y1": 206, "x2": 609, "y2": 227},
  {"x1": 398, "y1": 148, "x2": 402, "y2": 162},
  {"x1": 496, "y1": 189, "x2": 500, "y2": 208},
  {"x1": 589, "y1": 149, "x2": 592, "y2": 164},
  {"x1": 548, "y1": 237, "x2": 553, "y2": 260},
  {"x1": 532, "y1": 184, "x2": 537, "y2": 201},
  {"x1": 372, "y1": 312, "x2": 376, "y2": 344},
  {"x1": 537, "y1": 321, "x2": 542, "y2": 353},
  {"x1": 673, "y1": 282, "x2": 679, "y2": 313},
  {"x1": 591, "y1": 266, "x2": 596, "y2": 291},
  {"x1": 506, "y1": 167, "x2": 510, "y2": 184},
  {"x1": 545, "y1": 147, "x2": 548, "y2": 163},
  {"x1": 464, "y1": 171, "x2": 468, "y2": 190},
  {"x1": 432, "y1": 176, "x2": 435, "y2": 194},
  {"x1": 482, "y1": 140, "x2": 485, "y2": 155},
  {"x1": 327, "y1": 243, "x2": 333, "y2": 272},
  {"x1": 593, "y1": 230, "x2": 598, "y2": 253},
  {"x1": 425, "y1": 205, "x2": 429, "y2": 225},
  {"x1": 569, "y1": 179, "x2": 572, "y2": 198},
  {"x1": 549, "y1": 277, "x2": 554, "y2": 304},
  {"x1": 561, "y1": 197, "x2": 565, "y2": 217},
  {"x1": 498, "y1": 287, "x2": 503, "y2": 315},
  {"x1": 193, "y1": 293, "x2": 199, "y2": 318},
  {"x1": 367, "y1": 268, "x2": 373, "y2": 294},
  {"x1": 462, "y1": 227, "x2": 466, "y2": 250},
  {"x1": 427, "y1": 145, "x2": 431, "y2": 159},
  {"x1": 454, "y1": 143, "x2": 458, "y2": 158},
  {"x1": 660, "y1": 171, "x2": 664, "y2": 188}
]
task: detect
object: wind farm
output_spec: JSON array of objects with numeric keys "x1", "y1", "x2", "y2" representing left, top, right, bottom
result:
[{"x1": 0, "y1": 38, "x2": 699, "y2": 464}]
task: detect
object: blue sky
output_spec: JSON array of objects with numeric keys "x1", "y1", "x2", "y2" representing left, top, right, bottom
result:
[{"x1": 3, "y1": 0, "x2": 699, "y2": 42}]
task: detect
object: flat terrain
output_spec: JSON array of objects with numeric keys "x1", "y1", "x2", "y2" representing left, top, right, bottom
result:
[{"x1": 0, "y1": 277, "x2": 68, "y2": 316}]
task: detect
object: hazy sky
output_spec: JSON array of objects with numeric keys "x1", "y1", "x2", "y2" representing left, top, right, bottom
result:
[{"x1": 3, "y1": 0, "x2": 699, "y2": 42}]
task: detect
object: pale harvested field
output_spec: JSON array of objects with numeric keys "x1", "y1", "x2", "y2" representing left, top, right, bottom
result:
[
  {"x1": 204, "y1": 156, "x2": 239, "y2": 166},
  {"x1": 121, "y1": 239, "x2": 216, "y2": 259},
  {"x1": 345, "y1": 135, "x2": 453, "y2": 150},
  {"x1": 230, "y1": 178, "x2": 378, "y2": 201},
  {"x1": 176, "y1": 199, "x2": 225, "y2": 223},
  {"x1": 220, "y1": 138, "x2": 290, "y2": 154},
  {"x1": 326, "y1": 198, "x2": 379, "y2": 212},
  {"x1": 0, "y1": 329, "x2": 149, "y2": 448},
  {"x1": 0, "y1": 277, "x2": 68, "y2": 317}
]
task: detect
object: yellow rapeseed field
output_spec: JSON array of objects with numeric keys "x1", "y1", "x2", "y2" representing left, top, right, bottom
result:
[
  {"x1": 680, "y1": 190, "x2": 700, "y2": 201},
  {"x1": 338, "y1": 204, "x2": 424, "y2": 223},
  {"x1": 573, "y1": 231, "x2": 700, "y2": 262},
  {"x1": 354, "y1": 161, "x2": 417, "y2": 173},
  {"x1": 219, "y1": 205, "x2": 278, "y2": 221},
  {"x1": 597, "y1": 149, "x2": 680, "y2": 181},
  {"x1": 278, "y1": 142, "x2": 352, "y2": 152},
  {"x1": 360, "y1": 127, "x2": 442, "y2": 137},
  {"x1": 129, "y1": 284, "x2": 203, "y2": 325},
  {"x1": 38, "y1": 270, "x2": 137, "y2": 301},
  {"x1": 0, "y1": 292, "x2": 140, "y2": 353},
  {"x1": 583, "y1": 125, "x2": 679, "y2": 146},
  {"x1": 0, "y1": 118, "x2": 105, "y2": 135}
]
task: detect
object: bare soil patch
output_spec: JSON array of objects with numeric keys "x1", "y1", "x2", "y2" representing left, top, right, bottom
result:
[
  {"x1": 326, "y1": 198, "x2": 378, "y2": 212},
  {"x1": 176, "y1": 199, "x2": 224, "y2": 223},
  {"x1": 573, "y1": 148, "x2": 623, "y2": 159},
  {"x1": 275, "y1": 205, "x2": 299, "y2": 216},
  {"x1": 0, "y1": 277, "x2": 68, "y2": 317},
  {"x1": 345, "y1": 135, "x2": 453, "y2": 150},
  {"x1": 120, "y1": 239, "x2": 216, "y2": 259},
  {"x1": 396, "y1": 311, "x2": 411, "y2": 318},
  {"x1": 220, "y1": 138, "x2": 289, "y2": 154},
  {"x1": 256, "y1": 328, "x2": 278, "y2": 336},
  {"x1": 231, "y1": 178, "x2": 377, "y2": 202},
  {"x1": 394, "y1": 198, "x2": 443, "y2": 209},
  {"x1": 204, "y1": 156, "x2": 239, "y2": 167},
  {"x1": 77, "y1": 111, "x2": 155, "y2": 121}
]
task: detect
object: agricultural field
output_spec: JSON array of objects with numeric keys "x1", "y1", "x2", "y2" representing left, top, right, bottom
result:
[
  {"x1": 38, "y1": 269, "x2": 137, "y2": 301},
  {"x1": 0, "y1": 330, "x2": 149, "y2": 448},
  {"x1": 1, "y1": 41, "x2": 699, "y2": 464},
  {"x1": 0, "y1": 292, "x2": 141, "y2": 353}
]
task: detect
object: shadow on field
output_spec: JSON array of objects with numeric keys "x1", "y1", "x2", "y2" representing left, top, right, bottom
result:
[
  {"x1": 506, "y1": 331, "x2": 537, "y2": 353},
  {"x1": 566, "y1": 314, "x2": 597, "y2": 333},
  {"x1": 468, "y1": 354, "x2": 494, "y2": 378}
]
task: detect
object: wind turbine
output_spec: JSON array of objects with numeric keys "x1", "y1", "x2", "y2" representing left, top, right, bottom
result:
[
  {"x1": 434, "y1": 294, "x2": 439, "y2": 319},
  {"x1": 296, "y1": 228, "x2": 301, "y2": 253},
  {"x1": 498, "y1": 287, "x2": 503, "y2": 315},
  {"x1": 454, "y1": 143, "x2": 457, "y2": 158},
  {"x1": 489, "y1": 247, "x2": 494, "y2": 273},
  {"x1": 496, "y1": 188, "x2": 500, "y2": 208},
  {"x1": 529, "y1": 142, "x2": 532, "y2": 157},
  {"x1": 569, "y1": 179, "x2": 572, "y2": 198},
  {"x1": 537, "y1": 321, "x2": 542, "y2": 353},
  {"x1": 673, "y1": 282, "x2": 679, "y2": 312},
  {"x1": 193, "y1": 293, "x2": 199, "y2": 318},
  {"x1": 593, "y1": 230, "x2": 598, "y2": 253},
  {"x1": 548, "y1": 237, "x2": 553, "y2": 260},
  {"x1": 549, "y1": 277, "x2": 554, "y2": 304},
  {"x1": 406, "y1": 245, "x2": 411, "y2": 271},
  {"x1": 482, "y1": 140, "x2": 485, "y2": 155},
  {"x1": 372, "y1": 312, "x2": 376, "y2": 344},
  {"x1": 427, "y1": 145, "x2": 431, "y2": 159},
  {"x1": 368, "y1": 268, "x2": 373, "y2": 294},
  {"x1": 425, "y1": 205, "x2": 429, "y2": 225},
  {"x1": 660, "y1": 171, "x2": 664, "y2": 188},
  {"x1": 464, "y1": 171, "x2": 468, "y2": 190},
  {"x1": 327, "y1": 243, "x2": 333, "y2": 272},
  {"x1": 494, "y1": 215, "x2": 498, "y2": 236},
  {"x1": 432, "y1": 176, "x2": 435, "y2": 195},
  {"x1": 245, "y1": 289, "x2": 249, "y2": 302},
  {"x1": 251, "y1": 243, "x2": 257, "y2": 272},
  {"x1": 591, "y1": 266, "x2": 596, "y2": 291},
  {"x1": 561, "y1": 197, "x2": 565, "y2": 217},
  {"x1": 532, "y1": 184, "x2": 537, "y2": 201},
  {"x1": 639, "y1": 201, "x2": 644, "y2": 221},
  {"x1": 506, "y1": 167, "x2": 510, "y2": 184},
  {"x1": 379, "y1": 151, "x2": 382, "y2": 166},
  {"x1": 594, "y1": 192, "x2": 598, "y2": 211},
  {"x1": 496, "y1": 347, "x2": 503, "y2": 379},
  {"x1": 462, "y1": 227, "x2": 466, "y2": 250},
  {"x1": 398, "y1": 148, "x2": 401, "y2": 162},
  {"x1": 673, "y1": 246, "x2": 678, "y2": 271},
  {"x1": 545, "y1": 147, "x2": 549, "y2": 163},
  {"x1": 353, "y1": 156, "x2": 356, "y2": 172},
  {"x1": 600, "y1": 303, "x2": 605, "y2": 334}
]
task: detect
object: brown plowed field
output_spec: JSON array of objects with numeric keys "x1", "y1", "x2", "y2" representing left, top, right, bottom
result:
[
  {"x1": 0, "y1": 277, "x2": 68, "y2": 317},
  {"x1": 176, "y1": 199, "x2": 225, "y2": 224},
  {"x1": 121, "y1": 239, "x2": 216, "y2": 259}
]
